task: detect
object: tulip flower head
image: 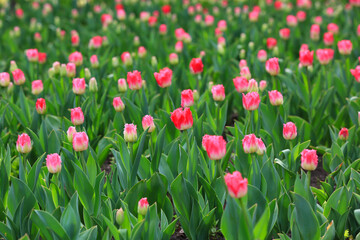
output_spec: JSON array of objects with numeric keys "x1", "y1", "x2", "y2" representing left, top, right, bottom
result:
[
  {"x1": 211, "y1": 84, "x2": 225, "y2": 101},
  {"x1": 265, "y1": 58, "x2": 280, "y2": 76},
  {"x1": 242, "y1": 134, "x2": 258, "y2": 154},
  {"x1": 73, "y1": 132, "x2": 89, "y2": 152},
  {"x1": 138, "y1": 198, "x2": 149, "y2": 216},
  {"x1": 283, "y1": 122, "x2": 297, "y2": 140},
  {"x1": 67, "y1": 126, "x2": 76, "y2": 142},
  {"x1": 224, "y1": 171, "x2": 248, "y2": 198},
  {"x1": 268, "y1": 90, "x2": 284, "y2": 106},
  {"x1": 0, "y1": 72, "x2": 10, "y2": 87},
  {"x1": 124, "y1": 123, "x2": 137, "y2": 142},
  {"x1": 71, "y1": 107, "x2": 84, "y2": 125},
  {"x1": 301, "y1": 149, "x2": 318, "y2": 171},
  {"x1": 154, "y1": 67, "x2": 172, "y2": 88},
  {"x1": 338, "y1": 128, "x2": 349, "y2": 141},
  {"x1": 113, "y1": 97, "x2": 125, "y2": 112},
  {"x1": 202, "y1": 135, "x2": 227, "y2": 160},
  {"x1": 46, "y1": 153, "x2": 62, "y2": 174},
  {"x1": 189, "y1": 58, "x2": 204, "y2": 74},
  {"x1": 36, "y1": 98, "x2": 46, "y2": 114},
  {"x1": 142, "y1": 115, "x2": 156, "y2": 133},
  {"x1": 16, "y1": 133, "x2": 32, "y2": 154},
  {"x1": 170, "y1": 108, "x2": 193, "y2": 130},
  {"x1": 350, "y1": 66, "x2": 360, "y2": 82},
  {"x1": 127, "y1": 70, "x2": 142, "y2": 90},
  {"x1": 12, "y1": 69, "x2": 26, "y2": 85},
  {"x1": 181, "y1": 89, "x2": 194, "y2": 107},
  {"x1": 242, "y1": 92, "x2": 260, "y2": 111}
]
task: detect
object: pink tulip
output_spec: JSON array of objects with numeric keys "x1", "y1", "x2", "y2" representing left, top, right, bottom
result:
[
  {"x1": 338, "y1": 128, "x2": 349, "y2": 141},
  {"x1": 301, "y1": 149, "x2": 318, "y2": 171},
  {"x1": 181, "y1": 89, "x2": 194, "y2": 107},
  {"x1": 242, "y1": 92, "x2": 260, "y2": 111},
  {"x1": 233, "y1": 77, "x2": 248, "y2": 93},
  {"x1": 242, "y1": 134, "x2": 258, "y2": 154},
  {"x1": 72, "y1": 78, "x2": 86, "y2": 95},
  {"x1": 16, "y1": 133, "x2": 32, "y2": 154},
  {"x1": 268, "y1": 90, "x2": 283, "y2": 106},
  {"x1": 73, "y1": 132, "x2": 89, "y2": 152},
  {"x1": 211, "y1": 84, "x2": 225, "y2": 101},
  {"x1": 46, "y1": 153, "x2": 62, "y2": 174},
  {"x1": 31, "y1": 80, "x2": 43, "y2": 95},
  {"x1": 170, "y1": 108, "x2": 193, "y2": 130},
  {"x1": 265, "y1": 58, "x2": 280, "y2": 76},
  {"x1": 224, "y1": 171, "x2": 248, "y2": 198},
  {"x1": 154, "y1": 67, "x2": 172, "y2": 88},
  {"x1": 142, "y1": 115, "x2": 155, "y2": 133},
  {"x1": 35, "y1": 98, "x2": 46, "y2": 114},
  {"x1": 283, "y1": 122, "x2": 297, "y2": 140},
  {"x1": 202, "y1": 135, "x2": 227, "y2": 160},
  {"x1": 138, "y1": 198, "x2": 149, "y2": 216},
  {"x1": 71, "y1": 107, "x2": 84, "y2": 125},
  {"x1": 113, "y1": 97, "x2": 125, "y2": 112},
  {"x1": 124, "y1": 123, "x2": 137, "y2": 142}
]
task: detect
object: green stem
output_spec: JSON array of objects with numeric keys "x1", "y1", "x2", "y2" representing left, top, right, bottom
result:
[
  {"x1": 185, "y1": 130, "x2": 190, "y2": 156},
  {"x1": 196, "y1": 74, "x2": 201, "y2": 91},
  {"x1": 129, "y1": 142, "x2": 134, "y2": 164},
  {"x1": 80, "y1": 151, "x2": 87, "y2": 174},
  {"x1": 307, "y1": 170, "x2": 311, "y2": 190},
  {"x1": 306, "y1": 69, "x2": 312, "y2": 125},
  {"x1": 238, "y1": 197, "x2": 252, "y2": 231},
  {"x1": 18, "y1": 153, "x2": 26, "y2": 182}
]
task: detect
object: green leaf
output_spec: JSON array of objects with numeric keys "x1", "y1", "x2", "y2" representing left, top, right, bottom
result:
[
  {"x1": 253, "y1": 205, "x2": 270, "y2": 240},
  {"x1": 130, "y1": 129, "x2": 148, "y2": 186},
  {"x1": 73, "y1": 163, "x2": 94, "y2": 214},
  {"x1": 78, "y1": 226, "x2": 98, "y2": 240}
]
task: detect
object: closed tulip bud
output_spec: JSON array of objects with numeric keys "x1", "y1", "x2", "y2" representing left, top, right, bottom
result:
[
  {"x1": 25, "y1": 49, "x2": 39, "y2": 62},
  {"x1": 154, "y1": 67, "x2": 172, "y2": 88},
  {"x1": 7, "y1": 82, "x2": 14, "y2": 94},
  {"x1": 84, "y1": 68, "x2": 91, "y2": 79},
  {"x1": 138, "y1": 198, "x2": 149, "y2": 216},
  {"x1": 90, "y1": 55, "x2": 99, "y2": 68},
  {"x1": 127, "y1": 70, "x2": 142, "y2": 90},
  {"x1": 67, "y1": 126, "x2": 76, "y2": 142},
  {"x1": 31, "y1": 80, "x2": 43, "y2": 95},
  {"x1": 301, "y1": 149, "x2": 318, "y2": 171},
  {"x1": 265, "y1": 58, "x2": 280, "y2": 76},
  {"x1": 113, "y1": 97, "x2": 125, "y2": 112},
  {"x1": 16, "y1": 133, "x2": 32, "y2": 154},
  {"x1": 118, "y1": 78, "x2": 127, "y2": 92},
  {"x1": 242, "y1": 134, "x2": 258, "y2": 154},
  {"x1": 10, "y1": 60, "x2": 18, "y2": 72},
  {"x1": 256, "y1": 138, "x2": 266, "y2": 155},
  {"x1": 247, "y1": 79, "x2": 258, "y2": 92},
  {"x1": 240, "y1": 49, "x2": 246, "y2": 59},
  {"x1": 116, "y1": 208, "x2": 124, "y2": 225},
  {"x1": 257, "y1": 50, "x2": 267, "y2": 62},
  {"x1": 12, "y1": 69, "x2": 25, "y2": 85},
  {"x1": 66, "y1": 63, "x2": 76, "y2": 78},
  {"x1": 142, "y1": 115, "x2": 155, "y2": 133},
  {"x1": 89, "y1": 77, "x2": 98, "y2": 92},
  {"x1": 72, "y1": 78, "x2": 86, "y2": 95},
  {"x1": 225, "y1": 171, "x2": 248, "y2": 198},
  {"x1": 240, "y1": 33, "x2": 246, "y2": 43},
  {"x1": 73, "y1": 132, "x2": 89, "y2": 152},
  {"x1": 60, "y1": 64, "x2": 67, "y2": 77},
  {"x1": 0, "y1": 72, "x2": 10, "y2": 87},
  {"x1": 138, "y1": 46, "x2": 147, "y2": 58},
  {"x1": 202, "y1": 135, "x2": 227, "y2": 160},
  {"x1": 170, "y1": 108, "x2": 193, "y2": 130},
  {"x1": 189, "y1": 58, "x2": 204, "y2": 74},
  {"x1": 181, "y1": 89, "x2": 194, "y2": 107},
  {"x1": 259, "y1": 80, "x2": 267, "y2": 91},
  {"x1": 36, "y1": 98, "x2": 46, "y2": 114},
  {"x1": 112, "y1": 57, "x2": 119, "y2": 67},
  {"x1": 242, "y1": 92, "x2": 260, "y2": 111},
  {"x1": 169, "y1": 53, "x2": 179, "y2": 65},
  {"x1": 124, "y1": 123, "x2": 137, "y2": 142},
  {"x1": 211, "y1": 84, "x2": 225, "y2": 101},
  {"x1": 240, "y1": 67, "x2": 251, "y2": 80},
  {"x1": 283, "y1": 122, "x2": 297, "y2": 140},
  {"x1": 316, "y1": 49, "x2": 334, "y2": 65},
  {"x1": 337, "y1": 40, "x2": 352, "y2": 55},
  {"x1": 193, "y1": 90, "x2": 199, "y2": 101},
  {"x1": 151, "y1": 56, "x2": 158, "y2": 67},
  {"x1": 46, "y1": 153, "x2": 62, "y2": 174},
  {"x1": 248, "y1": 41, "x2": 254, "y2": 50},
  {"x1": 233, "y1": 77, "x2": 248, "y2": 93},
  {"x1": 71, "y1": 107, "x2": 84, "y2": 125},
  {"x1": 133, "y1": 36, "x2": 140, "y2": 46},
  {"x1": 268, "y1": 90, "x2": 283, "y2": 106},
  {"x1": 48, "y1": 68, "x2": 55, "y2": 78},
  {"x1": 208, "y1": 81, "x2": 214, "y2": 91},
  {"x1": 217, "y1": 44, "x2": 225, "y2": 55},
  {"x1": 299, "y1": 50, "x2": 314, "y2": 67},
  {"x1": 338, "y1": 128, "x2": 349, "y2": 141}
]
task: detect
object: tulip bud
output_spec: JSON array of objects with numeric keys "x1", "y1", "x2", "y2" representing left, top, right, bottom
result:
[
  {"x1": 89, "y1": 77, "x2": 98, "y2": 92},
  {"x1": 112, "y1": 57, "x2": 119, "y2": 67},
  {"x1": 151, "y1": 56, "x2": 158, "y2": 67},
  {"x1": 259, "y1": 80, "x2": 267, "y2": 92},
  {"x1": 7, "y1": 82, "x2": 14, "y2": 94},
  {"x1": 10, "y1": 60, "x2": 18, "y2": 72},
  {"x1": 36, "y1": 98, "x2": 46, "y2": 114},
  {"x1": 242, "y1": 134, "x2": 258, "y2": 154},
  {"x1": 142, "y1": 115, "x2": 156, "y2": 133},
  {"x1": 67, "y1": 126, "x2": 76, "y2": 142},
  {"x1": 338, "y1": 128, "x2": 349, "y2": 141},
  {"x1": 247, "y1": 79, "x2": 258, "y2": 92},
  {"x1": 240, "y1": 49, "x2": 246, "y2": 59},
  {"x1": 116, "y1": 208, "x2": 124, "y2": 225},
  {"x1": 113, "y1": 97, "x2": 125, "y2": 112},
  {"x1": 193, "y1": 90, "x2": 199, "y2": 101},
  {"x1": 224, "y1": 171, "x2": 248, "y2": 198},
  {"x1": 301, "y1": 149, "x2": 318, "y2": 171},
  {"x1": 248, "y1": 41, "x2": 254, "y2": 50},
  {"x1": 46, "y1": 153, "x2": 62, "y2": 174},
  {"x1": 124, "y1": 123, "x2": 137, "y2": 142},
  {"x1": 16, "y1": 133, "x2": 32, "y2": 154},
  {"x1": 73, "y1": 132, "x2": 89, "y2": 152},
  {"x1": 256, "y1": 138, "x2": 266, "y2": 156},
  {"x1": 84, "y1": 68, "x2": 91, "y2": 79},
  {"x1": 60, "y1": 64, "x2": 67, "y2": 77},
  {"x1": 240, "y1": 33, "x2": 246, "y2": 43},
  {"x1": 48, "y1": 68, "x2": 55, "y2": 78},
  {"x1": 137, "y1": 198, "x2": 149, "y2": 216},
  {"x1": 118, "y1": 78, "x2": 127, "y2": 93}
]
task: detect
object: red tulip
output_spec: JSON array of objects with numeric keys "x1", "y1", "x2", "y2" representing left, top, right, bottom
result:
[
  {"x1": 138, "y1": 198, "x2": 149, "y2": 216},
  {"x1": 154, "y1": 67, "x2": 172, "y2": 88},
  {"x1": 170, "y1": 108, "x2": 193, "y2": 130},
  {"x1": 189, "y1": 58, "x2": 203, "y2": 74},
  {"x1": 12, "y1": 69, "x2": 26, "y2": 85},
  {"x1": 127, "y1": 70, "x2": 142, "y2": 90},
  {"x1": 299, "y1": 50, "x2": 314, "y2": 67},
  {"x1": 265, "y1": 57, "x2": 280, "y2": 76},
  {"x1": 36, "y1": 98, "x2": 46, "y2": 114},
  {"x1": 242, "y1": 92, "x2": 260, "y2": 111},
  {"x1": 68, "y1": 51, "x2": 83, "y2": 66},
  {"x1": 350, "y1": 66, "x2": 360, "y2": 82},
  {"x1": 233, "y1": 76, "x2": 248, "y2": 93},
  {"x1": 224, "y1": 171, "x2": 248, "y2": 198},
  {"x1": 316, "y1": 49, "x2": 334, "y2": 65},
  {"x1": 211, "y1": 84, "x2": 225, "y2": 101},
  {"x1": 202, "y1": 135, "x2": 227, "y2": 160},
  {"x1": 113, "y1": 97, "x2": 125, "y2": 112},
  {"x1": 338, "y1": 128, "x2": 349, "y2": 141},
  {"x1": 301, "y1": 149, "x2": 318, "y2": 171},
  {"x1": 181, "y1": 89, "x2": 194, "y2": 107},
  {"x1": 337, "y1": 40, "x2": 352, "y2": 55},
  {"x1": 142, "y1": 115, "x2": 155, "y2": 133}
]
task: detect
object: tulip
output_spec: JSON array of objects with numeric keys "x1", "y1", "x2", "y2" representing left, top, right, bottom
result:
[
  {"x1": 67, "y1": 126, "x2": 76, "y2": 142},
  {"x1": 327, "y1": 23, "x2": 339, "y2": 34},
  {"x1": 202, "y1": 135, "x2": 227, "y2": 160},
  {"x1": 323, "y1": 32, "x2": 334, "y2": 46},
  {"x1": 170, "y1": 108, "x2": 193, "y2": 130},
  {"x1": 169, "y1": 53, "x2": 179, "y2": 65},
  {"x1": 124, "y1": 124, "x2": 137, "y2": 142},
  {"x1": 268, "y1": 90, "x2": 283, "y2": 106},
  {"x1": 257, "y1": 50, "x2": 267, "y2": 62},
  {"x1": 46, "y1": 153, "x2": 62, "y2": 174},
  {"x1": 16, "y1": 133, "x2": 32, "y2": 154},
  {"x1": 90, "y1": 55, "x2": 99, "y2": 68},
  {"x1": 283, "y1": 122, "x2": 297, "y2": 140},
  {"x1": 0, "y1": 72, "x2": 10, "y2": 87},
  {"x1": 73, "y1": 132, "x2": 89, "y2": 152},
  {"x1": 240, "y1": 67, "x2": 251, "y2": 80},
  {"x1": 127, "y1": 70, "x2": 142, "y2": 90},
  {"x1": 337, "y1": 40, "x2": 352, "y2": 55},
  {"x1": 299, "y1": 50, "x2": 314, "y2": 67},
  {"x1": 116, "y1": 208, "x2": 124, "y2": 225},
  {"x1": 181, "y1": 89, "x2": 194, "y2": 107},
  {"x1": 189, "y1": 58, "x2": 203, "y2": 74},
  {"x1": 159, "y1": 24, "x2": 167, "y2": 35},
  {"x1": 310, "y1": 24, "x2": 320, "y2": 40},
  {"x1": 113, "y1": 97, "x2": 125, "y2": 112},
  {"x1": 259, "y1": 80, "x2": 267, "y2": 91},
  {"x1": 71, "y1": 107, "x2": 84, "y2": 125},
  {"x1": 89, "y1": 77, "x2": 98, "y2": 92},
  {"x1": 142, "y1": 115, "x2": 155, "y2": 133},
  {"x1": 72, "y1": 78, "x2": 86, "y2": 95},
  {"x1": 279, "y1": 28, "x2": 290, "y2": 40},
  {"x1": 350, "y1": 66, "x2": 360, "y2": 82},
  {"x1": 286, "y1": 15, "x2": 297, "y2": 26},
  {"x1": 242, "y1": 92, "x2": 260, "y2": 111},
  {"x1": 138, "y1": 198, "x2": 149, "y2": 216},
  {"x1": 211, "y1": 84, "x2": 225, "y2": 101},
  {"x1": 256, "y1": 138, "x2": 266, "y2": 155},
  {"x1": 69, "y1": 51, "x2": 83, "y2": 66},
  {"x1": 316, "y1": 49, "x2": 334, "y2": 65},
  {"x1": 247, "y1": 79, "x2": 258, "y2": 92},
  {"x1": 38, "y1": 53, "x2": 46, "y2": 64},
  {"x1": 89, "y1": 36, "x2": 103, "y2": 49},
  {"x1": 266, "y1": 38, "x2": 277, "y2": 50},
  {"x1": 121, "y1": 52, "x2": 133, "y2": 66},
  {"x1": 239, "y1": 60, "x2": 247, "y2": 70},
  {"x1": 265, "y1": 58, "x2": 280, "y2": 76},
  {"x1": 12, "y1": 69, "x2": 25, "y2": 85},
  {"x1": 338, "y1": 128, "x2": 349, "y2": 141},
  {"x1": 117, "y1": 78, "x2": 127, "y2": 93},
  {"x1": 66, "y1": 63, "x2": 76, "y2": 78},
  {"x1": 154, "y1": 67, "x2": 172, "y2": 88},
  {"x1": 242, "y1": 134, "x2": 258, "y2": 154},
  {"x1": 233, "y1": 77, "x2": 248, "y2": 93},
  {"x1": 301, "y1": 149, "x2": 318, "y2": 171},
  {"x1": 36, "y1": 98, "x2": 46, "y2": 114},
  {"x1": 32, "y1": 80, "x2": 43, "y2": 95},
  {"x1": 224, "y1": 171, "x2": 248, "y2": 198},
  {"x1": 25, "y1": 49, "x2": 39, "y2": 62}
]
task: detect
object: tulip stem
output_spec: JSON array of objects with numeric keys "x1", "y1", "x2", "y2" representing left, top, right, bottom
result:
[
  {"x1": 80, "y1": 151, "x2": 87, "y2": 174},
  {"x1": 185, "y1": 130, "x2": 191, "y2": 157},
  {"x1": 18, "y1": 153, "x2": 26, "y2": 182},
  {"x1": 196, "y1": 74, "x2": 201, "y2": 91},
  {"x1": 238, "y1": 197, "x2": 252, "y2": 232},
  {"x1": 129, "y1": 143, "x2": 134, "y2": 164},
  {"x1": 216, "y1": 103, "x2": 220, "y2": 134},
  {"x1": 307, "y1": 170, "x2": 311, "y2": 190}
]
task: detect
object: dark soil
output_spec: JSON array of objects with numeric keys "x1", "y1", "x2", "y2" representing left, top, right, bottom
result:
[
  {"x1": 310, "y1": 158, "x2": 328, "y2": 188},
  {"x1": 101, "y1": 157, "x2": 112, "y2": 174}
]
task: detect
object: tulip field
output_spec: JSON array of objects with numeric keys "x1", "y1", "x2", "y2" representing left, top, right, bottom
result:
[{"x1": 1, "y1": 0, "x2": 360, "y2": 239}]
